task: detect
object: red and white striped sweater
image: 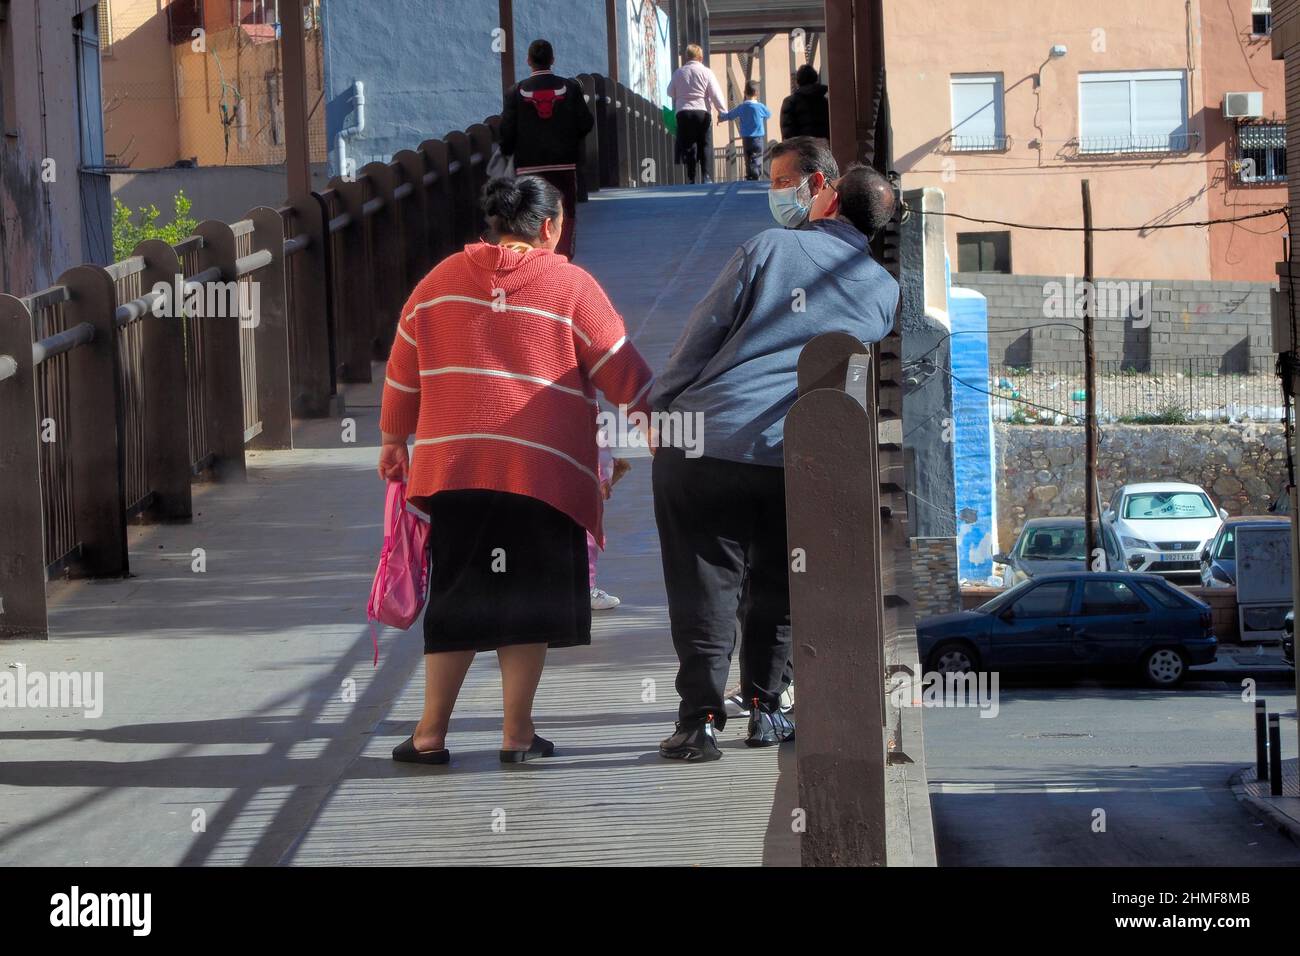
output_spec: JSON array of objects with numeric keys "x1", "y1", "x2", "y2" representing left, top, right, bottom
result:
[{"x1": 379, "y1": 241, "x2": 654, "y2": 546}]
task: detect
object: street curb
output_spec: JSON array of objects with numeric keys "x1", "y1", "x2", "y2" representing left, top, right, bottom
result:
[{"x1": 1229, "y1": 767, "x2": 1300, "y2": 849}]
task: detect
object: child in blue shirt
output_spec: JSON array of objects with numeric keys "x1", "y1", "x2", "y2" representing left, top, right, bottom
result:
[{"x1": 719, "y1": 82, "x2": 772, "y2": 181}]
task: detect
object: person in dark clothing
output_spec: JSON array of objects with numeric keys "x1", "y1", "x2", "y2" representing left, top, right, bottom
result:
[
  {"x1": 499, "y1": 39, "x2": 595, "y2": 258},
  {"x1": 779, "y1": 64, "x2": 830, "y2": 140},
  {"x1": 651, "y1": 150, "x2": 900, "y2": 762}
]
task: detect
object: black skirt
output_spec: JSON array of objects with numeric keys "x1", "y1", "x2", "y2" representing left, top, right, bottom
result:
[{"x1": 420, "y1": 489, "x2": 592, "y2": 654}]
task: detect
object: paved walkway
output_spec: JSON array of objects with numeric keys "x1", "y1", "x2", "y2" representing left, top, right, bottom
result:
[{"x1": 0, "y1": 184, "x2": 801, "y2": 866}]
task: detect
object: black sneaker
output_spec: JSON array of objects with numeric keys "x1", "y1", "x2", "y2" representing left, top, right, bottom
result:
[
  {"x1": 745, "y1": 699, "x2": 795, "y2": 747},
  {"x1": 659, "y1": 715, "x2": 722, "y2": 761}
]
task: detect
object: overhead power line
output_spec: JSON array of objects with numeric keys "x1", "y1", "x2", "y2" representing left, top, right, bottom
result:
[{"x1": 925, "y1": 206, "x2": 1285, "y2": 233}]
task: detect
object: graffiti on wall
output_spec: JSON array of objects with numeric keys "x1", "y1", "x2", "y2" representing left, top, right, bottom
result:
[{"x1": 627, "y1": 0, "x2": 671, "y2": 108}]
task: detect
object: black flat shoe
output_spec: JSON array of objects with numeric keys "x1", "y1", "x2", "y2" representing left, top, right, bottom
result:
[
  {"x1": 500, "y1": 734, "x2": 555, "y2": 763},
  {"x1": 392, "y1": 736, "x2": 450, "y2": 765}
]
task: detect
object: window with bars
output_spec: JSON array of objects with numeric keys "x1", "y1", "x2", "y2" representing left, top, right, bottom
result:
[
  {"x1": 1237, "y1": 123, "x2": 1286, "y2": 183},
  {"x1": 1079, "y1": 70, "x2": 1190, "y2": 154},
  {"x1": 1253, "y1": 0, "x2": 1272, "y2": 35},
  {"x1": 950, "y1": 74, "x2": 1007, "y2": 151}
]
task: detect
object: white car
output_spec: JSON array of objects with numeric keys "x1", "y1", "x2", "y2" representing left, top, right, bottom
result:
[{"x1": 1102, "y1": 482, "x2": 1227, "y2": 579}]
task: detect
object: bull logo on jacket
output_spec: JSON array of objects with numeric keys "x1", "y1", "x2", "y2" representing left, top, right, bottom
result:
[{"x1": 520, "y1": 86, "x2": 565, "y2": 120}]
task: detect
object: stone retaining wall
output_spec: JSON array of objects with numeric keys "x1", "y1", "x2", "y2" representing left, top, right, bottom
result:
[{"x1": 995, "y1": 423, "x2": 1289, "y2": 548}]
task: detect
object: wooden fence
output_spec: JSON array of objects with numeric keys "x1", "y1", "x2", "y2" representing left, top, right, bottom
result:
[{"x1": 0, "y1": 74, "x2": 674, "y2": 639}]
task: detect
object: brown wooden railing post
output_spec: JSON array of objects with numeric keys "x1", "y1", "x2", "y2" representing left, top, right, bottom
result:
[
  {"x1": 192, "y1": 220, "x2": 249, "y2": 480},
  {"x1": 246, "y1": 206, "x2": 293, "y2": 450},
  {"x1": 593, "y1": 74, "x2": 619, "y2": 188},
  {"x1": 285, "y1": 194, "x2": 334, "y2": 416},
  {"x1": 420, "y1": 138, "x2": 456, "y2": 264},
  {"x1": 577, "y1": 74, "x2": 600, "y2": 199},
  {"x1": 394, "y1": 148, "x2": 432, "y2": 283},
  {"x1": 467, "y1": 123, "x2": 494, "y2": 235},
  {"x1": 0, "y1": 294, "x2": 48, "y2": 638},
  {"x1": 327, "y1": 175, "x2": 375, "y2": 383},
  {"x1": 784, "y1": 331, "x2": 888, "y2": 867},
  {"x1": 444, "y1": 130, "x2": 476, "y2": 246},
  {"x1": 132, "y1": 238, "x2": 193, "y2": 519},
  {"x1": 57, "y1": 265, "x2": 130, "y2": 577},
  {"x1": 359, "y1": 162, "x2": 403, "y2": 360}
]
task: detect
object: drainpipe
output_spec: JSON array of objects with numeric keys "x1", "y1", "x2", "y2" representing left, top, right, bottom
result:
[{"x1": 336, "y1": 80, "x2": 365, "y2": 179}]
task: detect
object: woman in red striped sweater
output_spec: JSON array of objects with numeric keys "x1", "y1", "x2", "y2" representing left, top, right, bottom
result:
[{"x1": 377, "y1": 175, "x2": 654, "y2": 765}]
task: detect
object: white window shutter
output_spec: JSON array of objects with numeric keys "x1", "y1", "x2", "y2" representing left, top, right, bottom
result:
[
  {"x1": 950, "y1": 75, "x2": 1000, "y2": 149},
  {"x1": 1080, "y1": 79, "x2": 1132, "y2": 151}
]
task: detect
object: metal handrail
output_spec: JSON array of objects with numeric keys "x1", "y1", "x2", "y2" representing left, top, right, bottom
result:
[
  {"x1": 115, "y1": 290, "x2": 165, "y2": 328},
  {"x1": 32, "y1": 322, "x2": 95, "y2": 366},
  {"x1": 235, "y1": 248, "x2": 273, "y2": 277}
]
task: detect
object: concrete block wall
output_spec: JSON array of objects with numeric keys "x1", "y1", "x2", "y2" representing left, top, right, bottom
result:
[{"x1": 955, "y1": 273, "x2": 1276, "y2": 370}]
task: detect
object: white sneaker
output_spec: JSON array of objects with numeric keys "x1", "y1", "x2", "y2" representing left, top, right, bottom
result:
[
  {"x1": 590, "y1": 587, "x2": 621, "y2": 610},
  {"x1": 724, "y1": 686, "x2": 750, "y2": 718},
  {"x1": 779, "y1": 682, "x2": 794, "y2": 713}
]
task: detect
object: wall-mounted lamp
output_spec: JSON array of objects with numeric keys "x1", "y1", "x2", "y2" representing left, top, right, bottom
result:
[{"x1": 1050, "y1": 44, "x2": 1068, "y2": 57}]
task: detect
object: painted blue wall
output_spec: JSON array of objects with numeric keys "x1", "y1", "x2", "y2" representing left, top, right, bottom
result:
[
  {"x1": 322, "y1": 0, "x2": 625, "y2": 176},
  {"x1": 512, "y1": 0, "x2": 611, "y2": 82},
  {"x1": 950, "y1": 285, "x2": 998, "y2": 584}
]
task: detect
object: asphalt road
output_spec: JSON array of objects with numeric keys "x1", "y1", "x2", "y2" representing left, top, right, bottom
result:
[{"x1": 925, "y1": 676, "x2": 1300, "y2": 865}]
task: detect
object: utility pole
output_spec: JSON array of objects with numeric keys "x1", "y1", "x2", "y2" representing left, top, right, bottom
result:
[
  {"x1": 280, "y1": 0, "x2": 313, "y2": 200},
  {"x1": 1082, "y1": 179, "x2": 1099, "y2": 567}
]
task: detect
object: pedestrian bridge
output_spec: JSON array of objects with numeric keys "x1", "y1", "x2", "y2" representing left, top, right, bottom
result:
[
  {"x1": 0, "y1": 95, "x2": 929, "y2": 865},
  {"x1": 1, "y1": 186, "x2": 775, "y2": 865}
]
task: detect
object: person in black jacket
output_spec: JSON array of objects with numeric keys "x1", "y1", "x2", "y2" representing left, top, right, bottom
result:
[
  {"x1": 499, "y1": 39, "x2": 595, "y2": 258},
  {"x1": 779, "y1": 65, "x2": 830, "y2": 140}
]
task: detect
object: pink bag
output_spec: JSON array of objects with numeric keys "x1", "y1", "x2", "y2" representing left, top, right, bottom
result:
[{"x1": 366, "y1": 480, "x2": 431, "y2": 665}]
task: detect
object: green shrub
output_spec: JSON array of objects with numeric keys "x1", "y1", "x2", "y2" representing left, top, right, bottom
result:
[{"x1": 112, "y1": 191, "x2": 198, "y2": 263}]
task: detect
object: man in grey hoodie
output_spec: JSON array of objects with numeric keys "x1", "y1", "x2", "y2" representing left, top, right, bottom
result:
[{"x1": 652, "y1": 139, "x2": 899, "y2": 761}]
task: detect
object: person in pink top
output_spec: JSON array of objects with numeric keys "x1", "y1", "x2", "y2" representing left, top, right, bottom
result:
[{"x1": 667, "y1": 43, "x2": 727, "y2": 184}]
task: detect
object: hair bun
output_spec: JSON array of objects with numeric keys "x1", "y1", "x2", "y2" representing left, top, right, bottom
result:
[{"x1": 484, "y1": 177, "x2": 522, "y2": 219}]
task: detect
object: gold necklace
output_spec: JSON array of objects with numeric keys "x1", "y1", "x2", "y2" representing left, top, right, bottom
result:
[{"x1": 500, "y1": 240, "x2": 534, "y2": 254}]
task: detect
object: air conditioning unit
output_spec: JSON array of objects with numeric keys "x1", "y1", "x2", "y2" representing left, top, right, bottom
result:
[{"x1": 1224, "y1": 91, "x2": 1265, "y2": 119}]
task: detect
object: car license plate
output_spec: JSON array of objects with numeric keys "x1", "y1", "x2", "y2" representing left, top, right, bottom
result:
[{"x1": 1161, "y1": 552, "x2": 1195, "y2": 561}]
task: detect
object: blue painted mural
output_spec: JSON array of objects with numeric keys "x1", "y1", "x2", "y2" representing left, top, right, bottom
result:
[
  {"x1": 949, "y1": 285, "x2": 998, "y2": 584},
  {"x1": 321, "y1": 0, "x2": 635, "y2": 177}
]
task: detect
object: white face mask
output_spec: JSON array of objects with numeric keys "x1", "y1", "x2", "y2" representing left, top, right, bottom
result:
[{"x1": 769, "y1": 176, "x2": 811, "y2": 228}]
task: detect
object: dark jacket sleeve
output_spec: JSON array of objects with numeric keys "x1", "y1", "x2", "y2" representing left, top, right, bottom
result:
[
  {"x1": 570, "y1": 78, "x2": 595, "y2": 138},
  {"x1": 500, "y1": 83, "x2": 519, "y2": 157},
  {"x1": 780, "y1": 94, "x2": 796, "y2": 139}
]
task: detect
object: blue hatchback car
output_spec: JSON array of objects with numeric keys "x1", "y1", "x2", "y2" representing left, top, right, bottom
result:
[{"x1": 918, "y1": 572, "x2": 1217, "y2": 687}]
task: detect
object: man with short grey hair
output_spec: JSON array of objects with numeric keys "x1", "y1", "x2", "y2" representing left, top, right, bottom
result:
[{"x1": 652, "y1": 146, "x2": 900, "y2": 762}]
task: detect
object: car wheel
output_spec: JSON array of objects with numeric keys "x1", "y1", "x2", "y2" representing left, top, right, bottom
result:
[
  {"x1": 930, "y1": 641, "x2": 980, "y2": 675},
  {"x1": 1141, "y1": 647, "x2": 1188, "y2": 688}
]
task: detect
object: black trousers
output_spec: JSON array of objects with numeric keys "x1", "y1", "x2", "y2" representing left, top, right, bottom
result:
[
  {"x1": 675, "y1": 110, "x2": 712, "y2": 183},
  {"x1": 742, "y1": 135, "x2": 764, "y2": 180},
  {"x1": 652, "y1": 447, "x2": 792, "y2": 728}
]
